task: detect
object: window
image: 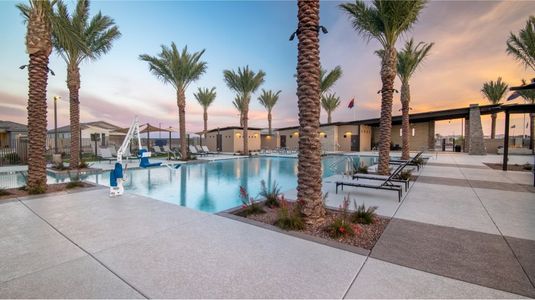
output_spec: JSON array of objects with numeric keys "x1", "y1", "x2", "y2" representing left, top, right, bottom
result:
[{"x1": 412, "y1": 128, "x2": 415, "y2": 136}]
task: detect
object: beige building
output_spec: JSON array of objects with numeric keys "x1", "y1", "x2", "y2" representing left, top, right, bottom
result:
[{"x1": 205, "y1": 127, "x2": 261, "y2": 153}]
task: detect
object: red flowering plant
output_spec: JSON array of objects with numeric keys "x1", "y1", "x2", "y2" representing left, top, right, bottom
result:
[
  {"x1": 237, "y1": 186, "x2": 265, "y2": 217},
  {"x1": 325, "y1": 195, "x2": 355, "y2": 239},
  {"x1": 274, "y1": 195, "x2": 305, "y2": 230}
]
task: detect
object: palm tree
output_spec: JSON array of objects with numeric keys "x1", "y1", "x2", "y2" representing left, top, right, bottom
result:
[
  {"x1": 506, "y1": 16, "x2": 535, "y2": 72},
  {"x1": 258, "y1": 89, "x2": 281, "y2": 134},
  {"x1": 321, "y1": 93, "x2": 341, "y2": 124},
  {"x1": 223, "y1": 66, "x2": 265, "y2": 154},
  {"x1": 140, "y1": 44, "x2": 207, "y2": 159},
  {"x1": 340, "y1": 0, "x2": 426, "y2": 175},
  {"x1": 296, "y1": 0, "x2": 325, "y2": 223},
  {"x1": 378, "y1": 38, "x2": 433, "y2": 160},
  {"x1": 53, "y1": 0, "x2": 121, "y2": 168},
  {"x1": 232, "y1": 95, "x2": 245, "y2": 127},
  {"x1": 17, "y1": 0, "x2": 75, "y2": 193},
  {"x1": 194, "y1": 87, "x2": 216, "y2": 139},
  {"x1": 481, "y1": 77, "x2": 508, "y2": 139},
  {"x1": 320, "y1": 66, "x2": 343, "y2": 96}
]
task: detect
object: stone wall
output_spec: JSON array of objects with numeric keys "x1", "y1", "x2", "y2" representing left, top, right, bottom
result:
[{"x1": 468, "y1": 104, "x2": 487, "y2": 155}]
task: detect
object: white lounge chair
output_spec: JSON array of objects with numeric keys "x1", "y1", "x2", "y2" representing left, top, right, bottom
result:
[{"x1": 189, "y1": 145, "x2": 206, "y2": 156}]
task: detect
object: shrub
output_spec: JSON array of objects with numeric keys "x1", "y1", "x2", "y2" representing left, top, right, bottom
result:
[
  {"x1": 351, "y1": 201, "x2": 378, "y2": 224},
  {"x1": 274, "y1": 196, "x2": 305, "y2": 230},
  {"x1": 66, "y1": 181, "x2": 84, "y2": 189},
  {"x1": 0, "y1": 188, "x2": 11, "y2": 196},
  {"x1": 414, "y1": 157, "x2": 425, "y2": 166},
  {"x1": 325, "y1": 217, "x2": 355, "y2": 238},
  {"x1": 259, "y1": 180, "x2": 281, "y2": 208},
  {"x1": 79, "y1": 159, "x2": 89, "y2": 169},
  {"x1": 54, "y1": 161, "x2": 68, "y2": 170},
  {"x1": 4, "y1": 153, "x2": 20, "y2": 163},
  {"x1": 523, "y1": 163, "x2": 533, "y2": 171},
  {"x1": 18, "y1": 185, "x2": 27, "y2": 191},
  {"x1": 28, "y1": 184, "x2": 46, "y2": 195},
  {"x1": 237, "y1": 186, "x2": 265, "y2": 216},
  {"x1": 398, "y1": 170, "x2": 412, "y2": 180},
  {"x1": 357, "y1": 165, "x2": 368, "y2": 174}
]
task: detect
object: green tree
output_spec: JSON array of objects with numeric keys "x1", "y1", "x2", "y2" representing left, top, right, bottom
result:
[
  {"x1": 194, "y1": 87, "x2": 216, "y2": 140},
  {"x1": 513, "y1": 79, "x2": 535, "y2": 153},
  {"x1": 53, "y1": 0, "x2": 120, "y2": 168},
  {"x1": 320, "y1": 66, "x2": 343, "y2": 96},
  {"x1": 232, "y1": 95, "x2": 245, "y2": 127},
  {"x1": 223, "y1": 66, "x2": 265, "y2": 154},
  {"x1": 17, "y1": 0, "x2": 79, "y2": 192},
  {"x1": 140, "y1": 44, "x2": 207, "y2": 159},
  {"x1": 506, "y1": 16, "x2": 535, "y2": 72},
  {"x1": 258, "y1": 89, "x2": 281, "y2": 134},
  {"x1": 481, "y1": 77, "x2": 508, "y2": 139},
  {"x1": 340, "y1": 0, "x2": 426, "y2": 175},
  {"x1": 321, "y1": 93, "x2": 341, "y2": 124}
]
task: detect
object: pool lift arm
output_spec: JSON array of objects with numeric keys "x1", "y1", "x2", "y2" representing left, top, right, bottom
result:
[{"x1": 110, "y1": 117, "x2": 142, "y2": 196}]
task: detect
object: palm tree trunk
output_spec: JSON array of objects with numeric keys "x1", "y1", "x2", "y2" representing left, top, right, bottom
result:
[
  {"x1": 400, "y1": 80, "x2": 410, "y2": 160},
  {"x1": 67, "y1": 65, "x2": 81, "y2": 168},
  {"x1": 530, "y1": 113, "x2": 534, "y2": 153},
  {"x1": 27, "y1": 52, "x2": 49, "y2": 192},
  {"x1": 296, "y1": 0, "x2": 324, "y2": 223},
  {"x1": 243, "y1": 104, "x2": 249, "y2": 154},
  {"x1": 491, "y1": 113, "x2": 497, "y2": 139},
  {"x1": 268, "y1": 110, "x2": 272, "y2": 134},
  {"x1": 203, "y1": 107, "x2": 208, "y2": 137},
  {"x1": 377, "y1": 46, "x2": 397, "y2": 175},
  {"x1": 327, "y1": 111, "x2": 332, "y2": 124},
  {"x1": 177, "y1": 89, "x2": 187, "y2": 159}
]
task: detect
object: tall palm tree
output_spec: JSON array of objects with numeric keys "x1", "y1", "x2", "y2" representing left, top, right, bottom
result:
[
  {"x1": 140, "y1": 44, "x2": 207, "y2": 159},
  {"x1": 53, "y1": 0, "x2": 120, "y2": 168},
  {"x1": 17, "y1": 0, "x2": 75, "y2": 193},
  {"x1": 321, "y1": 93, "x2": 341, "y2": 124},
  {"x1": 258, "y1": 89, "x2": 281, "y2": 134},
  {"x1": 378, "y1": 38, "x2": 433, "y2": 160},
  {"x1": 296, "y1": 0, "x2": 325, "y2": 223},
  {"x1": 194, "y1": 87, "x2": 216, "y2": 139},
  {"x1": 481, "y1": 77, "x2": 508, "y2": 139},
  {"x1": 320, "y1": 66, "x2": 343, "y2": 96},
  {"x1": 223, "y1": 66, "x2": 265, "y2": 154},
  {"x1": 506, "y1": 16, "x2": 535, "y2": 72},
  {"x1": 340, "y1": 0, "x2": 426, "y2": 175},
  {"x1": 232, "y1": 95, "x2": 245, "y2": 127}
]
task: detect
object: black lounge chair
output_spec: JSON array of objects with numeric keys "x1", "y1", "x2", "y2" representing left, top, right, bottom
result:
[
  {"x1": 335, "y1": 161, "x2": 409, "y2": 202},
  {"x1": 352, "y1": 162, "x2": 410, "y2": 191},
  {"x1": 390, "y1": 151, "x2": 426, "y2": 171}
]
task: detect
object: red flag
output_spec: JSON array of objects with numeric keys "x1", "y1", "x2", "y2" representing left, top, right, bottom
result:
[{"x1": 348, "y1": 98, "x2": 355, "y2": 109}]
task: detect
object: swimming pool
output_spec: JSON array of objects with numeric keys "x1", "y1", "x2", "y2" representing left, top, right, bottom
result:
[{"x1": 0, "y1": 155, "x2": 379, "y2": 213}]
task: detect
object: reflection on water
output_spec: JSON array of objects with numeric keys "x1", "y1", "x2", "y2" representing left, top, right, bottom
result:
[{"x1": 0, "y1": 156, "x2": 378, "y2": 213}]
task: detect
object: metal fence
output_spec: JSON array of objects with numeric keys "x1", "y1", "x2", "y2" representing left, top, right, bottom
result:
[{"x1": 0, "y1": 139, "x2": 28, "y2": 166}]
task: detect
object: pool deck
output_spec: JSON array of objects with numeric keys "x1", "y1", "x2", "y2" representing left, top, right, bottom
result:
[{"x1": 0, "y1": 152, "x2": 534, "y2": 298}]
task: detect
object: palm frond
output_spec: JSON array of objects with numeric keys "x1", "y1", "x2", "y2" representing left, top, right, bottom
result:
[
  {"x1": 397, "y1": 38, "x2": 434, "y2": 82},
  {"x1": 258, "y1": 89, "x2": 281, "y2": 112},
  {"x1": 321, "y1": 93, "x2": 341, "y2": 113},
  {"x1": 194, "y1": 87, "x2": 217, "y2": 108},
  {"x1": 223, "y1": 66, "x2": 265, "y2": 110},
  {"x1": 481, "y1": 77, "x2": 508, "y2": 105},
  {"x1": 506, "y1": 16, "x2": 535, "y2": 72},
  {"x1": 320, "y1": 66, "x2": 343, "y2": 95}
]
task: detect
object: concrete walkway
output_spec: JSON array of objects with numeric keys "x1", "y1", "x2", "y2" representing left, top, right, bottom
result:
[{"x1": 0, "y1": 152, "x2": 533, "y2": 298}]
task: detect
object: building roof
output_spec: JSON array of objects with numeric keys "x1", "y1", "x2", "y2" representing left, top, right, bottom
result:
[
  {"x1": 0, "y1": 120, "x2": 27, "y2": 132},
  {"x1": 48, "y1": 121, "x2": 121, "y2": 134},
  {"x1": 206, "y1": 126, "x2": 262, "y2": 133}
]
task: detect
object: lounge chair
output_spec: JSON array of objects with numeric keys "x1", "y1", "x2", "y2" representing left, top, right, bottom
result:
[
  {"x1": 153, "y1": 145, "x2": 165, "y2": 155},
  {"x1": 201, "y1": 145, "x2": 218, "y2": 155},
  {"x1": 352, "y1": 162, "x2": 410, "y2": 191},
  {"x1": 189, "y1": 145, "x2": 206, "y2": 156},
  {"x1": 389, "y1": 151, "x2": 425, "y2": 171},
  {"x1": 98, "y1": 148, "x2": 115, "y2": 164},
  {"x1": 195, "y1": 145, "x2": 209, "y2": 155},
  {"x1": 162, "y1": 145, "x2": 180, "y2": 160},
  {"x1": 335, "y1": 161, "x2": 409, "y2": 202}
]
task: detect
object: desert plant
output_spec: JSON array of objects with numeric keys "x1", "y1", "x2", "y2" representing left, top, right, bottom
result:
[
  {"x1": 398, "y1": 170, "x2": 412, "y2": 180},
  {"x1": 54, "y1": 161, "x2": 68, "y2": 170},
  {"x1": 66, "y1": 181, "x2": 84, "y2": 189},
  {"x1": 259, "y1": 180, "x2": 281, "y2": 208},
  {"x1": 79, "y1": 159, "x2": 89, "y2": 169},
  {"x1": 351, "y1": 201, "x2": 378, "y2": 224},
  {"x1": 357, "y1": 165, "x2": 368, "y2": 174},
  {"x1": 325, "y1": 196, "x2": 356, "y2": 238},
  {"x1": 523, "y1": 163, "x2": 533, "y2": 171},
  {"x1": 237, "y1": 185, "x2": 265, "y2": 216},
  {"x1": 414, "y1": 157, "x2": 425, "y2": 166},
  {"x1": 274, "y1": 196, "x2": 305, "y2": 230},
  {"x1": 28, "y1": 185, "x2": 46, "y2": 195}
]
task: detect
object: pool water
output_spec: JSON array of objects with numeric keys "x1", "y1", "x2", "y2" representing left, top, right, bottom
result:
[{"x1": 0, "y1": 155, "x2": 378, "y2": 213}]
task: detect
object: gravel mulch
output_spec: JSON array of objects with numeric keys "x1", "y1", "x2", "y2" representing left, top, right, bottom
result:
[
  {"x1": 0, "y1": 182, "x2": 94, "y2": 201},
  {"x1": 241, "y1": 203, "x2": 389, "y2": 251},
  {"x1": 484, "y1": 163, "x2": 533, "y2": 172}
]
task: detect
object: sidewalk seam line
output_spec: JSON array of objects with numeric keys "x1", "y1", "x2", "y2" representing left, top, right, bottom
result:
[{"x1": 342, "y1": 256, "x2": 369, "y2": 299}]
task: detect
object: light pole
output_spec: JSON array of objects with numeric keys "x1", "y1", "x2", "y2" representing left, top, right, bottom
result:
[{"x1": 53, "y1": 96, "x2": 61, "y2": 154}]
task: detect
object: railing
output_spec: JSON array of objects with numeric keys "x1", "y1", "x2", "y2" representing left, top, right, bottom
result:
[
  {"x1": 0, "y1": 139, "x2": 28, "y2": 166},
  {"x1": 327, "y1": 155, "x2": 354, "y2": 176}
]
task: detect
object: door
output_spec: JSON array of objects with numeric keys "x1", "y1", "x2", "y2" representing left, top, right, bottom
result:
[
  {"x1": 216, "y1": 134, "x2": 222, "y2": 152},
  {"x1": 280, "y1": 135, "x2": 286, "y2": 148},
  {"x1": 351, "y1": 135, "x2": 359, "y2": 151}
]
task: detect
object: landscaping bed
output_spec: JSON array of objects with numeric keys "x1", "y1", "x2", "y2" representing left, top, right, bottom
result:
[
  {"x1": 484, "y1": 162, "x2": 533, "y2": 172},
  {"x1": 0, "y1": 181, "x2": 95, "y2": 201},
  {"x1": 243, "y1": 203, "x2": 389, "y2": 250}
]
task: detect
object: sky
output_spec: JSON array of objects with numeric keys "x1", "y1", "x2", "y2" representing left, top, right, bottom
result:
[{"x1": 0, "y1": 0, "x2": 534, "y2": 137}]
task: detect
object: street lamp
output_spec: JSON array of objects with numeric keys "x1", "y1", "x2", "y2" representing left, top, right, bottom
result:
[{"x1": 53, "y1": 96, "x2": 61, "y2": 154}]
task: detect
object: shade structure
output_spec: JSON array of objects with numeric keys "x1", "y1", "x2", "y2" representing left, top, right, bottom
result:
[
  {"x1": 510, "y1": 79, "x2": 535, "y2": 91},
  {"x1": 140, "y1": 123, "x2": 170, "y2": 134}
]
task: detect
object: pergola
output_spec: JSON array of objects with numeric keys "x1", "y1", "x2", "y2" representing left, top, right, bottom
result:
[
  {"x1": 112, "y1": 123, "x2": 170, "y2": 149},
  {"x1": 502, "y1": 82, "x2": 535, "y2": 185}
]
